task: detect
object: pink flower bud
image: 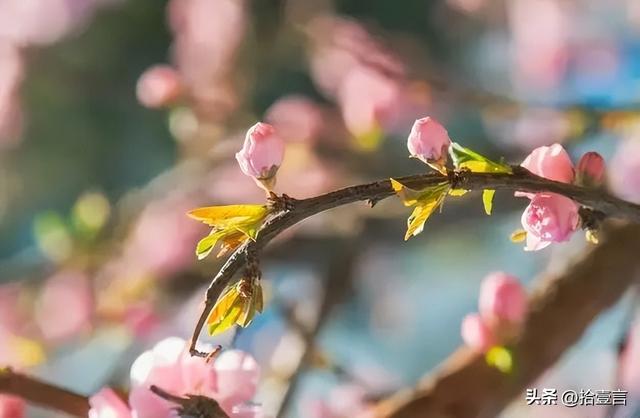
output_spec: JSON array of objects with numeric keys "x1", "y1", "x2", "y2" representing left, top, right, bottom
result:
[
  {"x1": 520, "y1": 143, "x2": 574, "y2": 183},
  {"x1": 521, "y1": 193, "x2": 579, "y2": 251},
  {"x1": 136, "y1": 65, "x2": 183, "y2": 108},
  {"x1": 407, "y1": 117, "x2": 452, "y2": 165},
  {"x1": 479, "y1": 272, "x2": 528, "y2": 325},
  {"x1": 575, "y1": 152, "x2": 605, "y2": 187},
  {"x1": 89, "y1": 388, "x2": 132, "y2": 418},
  {"x1": 461, "y1": 313, "x2": 495, "y2": 353},
  {"x1": 235, "y1": 122, "x2": 285, "y2": 187}
]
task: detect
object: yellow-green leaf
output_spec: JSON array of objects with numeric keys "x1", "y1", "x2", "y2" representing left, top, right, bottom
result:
[
  {"x1": 206, "y1": 279, "x2": 264, "y2": 335},
  {"x1": 485, "y1": 346, "x2": 514, "y2": 374},
  {"x1": 188, "y1": 205, "x2": 268, "y2": 228},
  {"x1": 196, "y1": 230, "x2": 226, "y2": 260},
  {"x1": 207, "y1": 284, "x2": 242, "y2": 335},
  {"x1": 449, "y1": 143, "x2": 512, "y2": 174},
  {"x1": 390, "y1": 178, "x2": 421, "y2": 206},
  {"x1": 482, "y1": 189, "x2": 496, "y2": 215},
  {"x1": 404, "y1": 186, "x2": 449, "y2": 240}
]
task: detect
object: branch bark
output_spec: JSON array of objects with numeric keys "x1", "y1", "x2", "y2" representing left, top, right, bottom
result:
[
  {"x1": 189, "y1": 167, "x2": 640, "y2": 356},
  {"x1": 0, "y1": 368, "x2": 90, "y2": 417},
  {"x1": 374, "y1": 222, "x2": 640, "y2": 418}
]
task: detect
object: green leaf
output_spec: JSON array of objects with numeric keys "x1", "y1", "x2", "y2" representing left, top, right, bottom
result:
[
  {"x1": 485, "y1": 346, "x2": 514, "y2": 374},
  {"x1": 195, "y1": 231, "x2": 225, "y2": 260},
  {"x1": 482, "y1": 189, "x2": 496, "y2": 215},
  {"x1": 449, "y1": 143, "x2": 512, "y2": 174}
]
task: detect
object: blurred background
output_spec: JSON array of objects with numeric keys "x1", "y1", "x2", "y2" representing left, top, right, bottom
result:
[{"x1": 1, "y1": 0, "x2": 640, "y2": 417}]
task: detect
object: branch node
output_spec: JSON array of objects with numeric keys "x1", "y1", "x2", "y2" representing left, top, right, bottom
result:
[{"x1": 268, "y1": 192, "x2": 297, "y2": 212}]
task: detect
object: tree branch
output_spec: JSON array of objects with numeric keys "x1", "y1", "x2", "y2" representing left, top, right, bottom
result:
[
  {"x1": 374, "y1": 223, "x2": 640, "y2": 418},
  {"x1": 189, "y1": 167, "x2": 640, "y2": 356},
  {"x1": 0, "y1": 368, "x2": 90, "y2": 417}
]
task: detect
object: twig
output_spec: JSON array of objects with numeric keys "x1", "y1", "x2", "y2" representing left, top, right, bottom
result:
[
  {"x1": 189, "y1": 167, "x2": 640, "y2": 357},
  {"x1": 0, "y1": 367, "x2": 90, "y2": 417},
  {"x1": 374, "y1": 223, "x2": 640, "y2": 418}
]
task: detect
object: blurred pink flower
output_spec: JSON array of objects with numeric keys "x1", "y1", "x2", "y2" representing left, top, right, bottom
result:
[
  {"x1": 0, "y1": 0, "x2": 105, "y2": 46},
  {"x1": 136, "y1": 65, "x2": 183, "y2": 108},
  {"x1": 129, "y1": 337, "x2": 261, "y2": 418},
  {"x1": 521, "y1": 193, "x2": 579, "y2": 251},
  {"x1": 406, "y1": 117, "x2": 451, "y2": 165},
  {"x1": 125, "y1": 196, "x2": 206, "y2": 276},
  {"x1": 307, "y1": 15, "x2": 404, "y2": 97},
  {"x1": 0, "y1": 394, "x2": 25, "y2": 418},
  {"x1": 0, "y1": 42, "x2": 24, "y2": 147},
  {"x1": 89, "y1": 388, "x2": 132, "y2": 418},
  {"x1": 338, "y1": 66, "x2": 400, "y2": 137},
  {"x1": 575, "y1": 152, "x2": 605, "y2": 187},
  {"x1": 35, "y1": 270, "x2": 93, "y2": 342},
  {"x1": 610, "y1": 139, "x2": 640, "y2": 204},
  {"x1": 461, "y1": 313, "x2": 496, "y2": 353},
  {"x1": 520, "y1": 143, "x2": 574, "y2": 184},
  {"x1": 124, "y1": 303, "x2": 160, "y2": 338},
  {"x1": 167, "y1": 0, "x2": 246, "y2": 115},
  {"x1": 265, "y1": 96, "x2": 324, "y2": 143},
  {"x1": 236, "y1": 122, "x2": 285, "y2": 184},
  {"x1": 478, "y1": 272, "x2": 528, "y2": 326},
  {"x1": 508, "y1": 0, "x2": 570, "y2": 90},
  {"x1": 0, "y1": 283, "x2": 25, "y2": 334}
]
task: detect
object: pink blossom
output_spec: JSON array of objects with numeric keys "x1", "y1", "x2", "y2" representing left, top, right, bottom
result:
[
  {"x1": 575, "y1": 152, "x2": 605, "y2": 187},
  {"x1": 521, "y1": 193, "x2": 579, "y2": 251},
  {"x1": 461, "y1": 313, "x2": 495, "y2": 353},
  {"x1": 337, "y1": 66, "x2": 400, "y2": 137},
  {"x1": 0, "y1": 394, "x2": 25, "y2": 418},
  {"x1": 89, "y1": 388, "x2": 132, "y2": 418},
  {"x1": 479, "y1": 272, "x2": 528, "y2": 325},
  {"x1": 34, "y1": 270, "x2": 93, "y2": 342},
  {"x1": 235, "y1": 122, "x2": 285, "y2": 181},
  {"x1": 520, "y1": 143, "x2": 574, "y2": 184},
  {"x1": 406, "y1": 117, "x2": 452, "y2": 165},
  {"x1": 136, "y1": 65, "x2": 183, "y2": 108},
  {"x1": 265, "y1": 95, "x2": 324, "y2": 143},
  {"x1": 211, "y1": 350, "x2": 260, "y2": 409},
  {"x1": 610, "y1": 139, "x2": 640, "y2": 204},
  {"x1": 129, "y1": 337, "x2": 261, "y2": 418}
]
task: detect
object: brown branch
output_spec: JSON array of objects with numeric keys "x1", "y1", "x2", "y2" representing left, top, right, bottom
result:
[
  {"x1": 0, "y1": 368, "x2": 90, "y2": 417},
  {"x1": 189, "y1": 167, "x2": 640, "y2": 356},
  {"x1": 374, "y1": 223, "x2": 640, "y2": 418}
]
